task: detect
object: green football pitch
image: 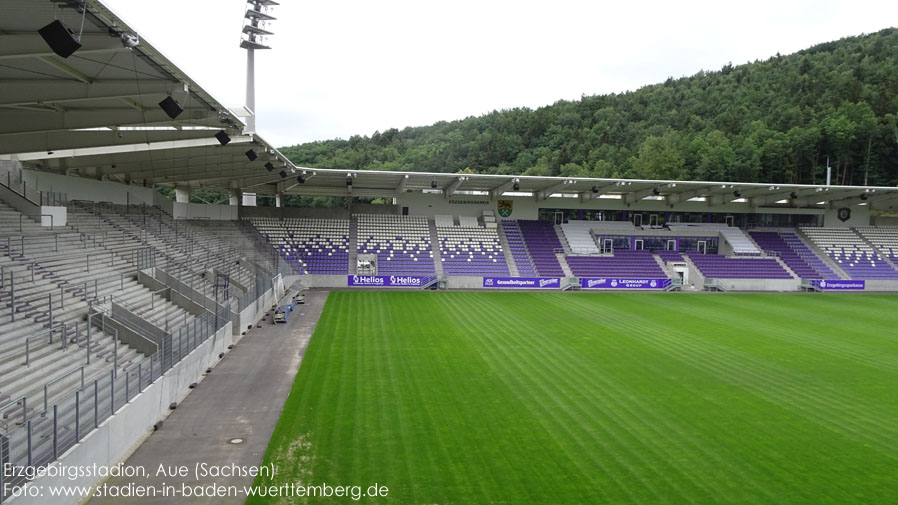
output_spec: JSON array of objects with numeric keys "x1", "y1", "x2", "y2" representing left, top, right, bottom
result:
[{"x1": 249, "y1": 292, "x2": 898, "y2": 505}]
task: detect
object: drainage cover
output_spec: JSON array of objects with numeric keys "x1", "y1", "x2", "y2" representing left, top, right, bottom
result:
[{"x1": 228, "y1": 438, "x2": 245, "y2": 445}]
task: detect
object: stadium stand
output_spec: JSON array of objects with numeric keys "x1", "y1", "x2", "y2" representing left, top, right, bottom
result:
[
  {"x1": 801, "y1": 227, "x2": 898, "y2": 279},
  {"x1": 566, "y1": 250, "x2": 666, "y2": 277},
  {"x1": 516, "y1": 220, "x2": 565, "y2": 277},
  {"x1": 499, "y1": 221, "x2": 537, "y2": 277},
  {"x1": 656, "y1": 250, "x2": 686, "y2": 263},
  {"x1": 249, "y1": 217, "x2": 349, "y2": 274},
  {"x1": 560, "y1": 221, "x2": 601, "y2": 255},
  {"x1": 437, "y1": 225, "x2": 509, "y2": 276},
  {"x1": 749, "y1": 231, "x2": 839, "y2": 280},
  {"x1": 719, "y1": 227, "x2": 762, "y2": 255},
  {"x1": 670, "y1": 223, "x2": 761, "y2": 255},
  {"x1": 854, "y1": 227, "x2": 898, "y2": 262},
  {"x1": 687, "y1": 253, "x2": 793, "y2": 279},
  {"x1": 356, "y1": 214, "x2": 436, "y2": 275},
  {"x1": 0, "y1": 197, "x2": 274, "y2": 476}
]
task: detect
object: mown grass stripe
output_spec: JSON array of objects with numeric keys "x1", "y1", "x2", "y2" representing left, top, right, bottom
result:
[{"x1": 249, "y1": 292, "x2": 898, "y2": 505}]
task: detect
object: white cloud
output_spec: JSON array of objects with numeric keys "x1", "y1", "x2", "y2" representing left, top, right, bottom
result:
[{"x1": 105, "y1": 0, "x2": 898, "y2": 148}]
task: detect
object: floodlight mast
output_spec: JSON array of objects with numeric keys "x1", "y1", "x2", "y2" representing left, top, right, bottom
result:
[{"x1": 240, "y1": 0, "x2": 278, "y2": 134}]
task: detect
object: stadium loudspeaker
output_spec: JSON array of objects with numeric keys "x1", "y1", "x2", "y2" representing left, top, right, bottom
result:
[
  {"x1": 245, "y1": 149, "x2": 258, "y2": 161},
  {"x1": 512, "y1": 181, "x2": 520, "y2": 191},
  {"x1": 790, "y1": 191, "x2": 798, "y2": 199},
  {"x1": 214, "y1": 130, "x2": 231, "y2": 145},
  {"x1": 652, "y1": 187, "x2": 661, "y2": 195},
  {"x1": 296, "y1": 175, "x2": 305, "y2": 184},
  {"x1": 279, "y1": 170, "x2": 287, "y2": 179},
  {"x1": 346, "y1": 176, "x2": 353, "y2": 186},
  {"x1": 158, "y1": 96, "x2": 183, "y2": 119},
  {"x1": 38, "y1": 20, "x2": 82, "y2": 58},
  {"x1": 431, "y1": 180, "x2": 437, "y2": 189},
  {"x1": 733, "y1": 189, "x2": 742, "y2": 198},
  {"x1": 264, "y1": 162, "x2": 274, "y2": 171},
  {"x1": 860, "y1": 193, "x2": 869, "y2": 201},
  {"x1": 591, "y1": 185, "x2": 599, "y2": 194}
]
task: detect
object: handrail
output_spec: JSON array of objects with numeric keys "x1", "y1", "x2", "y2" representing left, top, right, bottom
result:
[
  {"x1": 0, "y1": 396, "x2": 27, "y2": 434},
  {"x1": 44, "y1": 366, "x2": 85, "y2": 412},
  {"x1": 37, "y1": 213, "x2": 54, "y2": 230},
  {"x1": 24, "y1": 322, "x2": 66, "y2": 366}
]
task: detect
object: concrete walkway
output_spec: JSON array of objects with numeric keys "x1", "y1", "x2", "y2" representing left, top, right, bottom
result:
[{"x1": 87, "y1": 291, "x2": 329, "y2": 505}]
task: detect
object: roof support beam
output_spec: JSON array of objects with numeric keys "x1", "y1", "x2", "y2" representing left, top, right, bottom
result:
[
  {"x1": 10, "y1": 135, "x2": 252, "y2": 164},
  {"x1": 0, "y1": 129, "x2": 218, "y2": 156},
  {"x1": 489, "y1": 178, "x2": 516, "y2": 200},
  {"x1": 0, "y1": 79, "x2": 178, "y2": 107},
  {"x1": 537, "y1": 180, "x2": 573, "y2": 200},
  {"x1": 0, "y1": 33, "x2": 125, "y2": 61},
  {"x1": 38, "y1": 55, "x2": 93, "y2": 84},
  {"x1": 667, "y1": 185, "x2": 715, "y2": 206},
  {"x1": 396, "y1": 174, "x2": 409, "y2": 197},
  {"x1": 0, "y1": 108, "x2": 224, "y2": 136},
  {"x1": 444, "y1": 176, "x2": 466, "y2": 199}
]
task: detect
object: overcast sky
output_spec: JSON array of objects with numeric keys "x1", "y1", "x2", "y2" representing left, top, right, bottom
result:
[{"x1": 105, "y1": 0, "x2": 898, "y2": 148}]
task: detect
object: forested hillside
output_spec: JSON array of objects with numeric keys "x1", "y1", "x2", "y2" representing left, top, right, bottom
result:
[{"x1": 282, "y1": 28, "x2": 898, "y2": 186}]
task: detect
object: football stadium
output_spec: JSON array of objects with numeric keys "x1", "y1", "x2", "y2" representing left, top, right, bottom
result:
[{"x1": 1, "y1": 1, "x2": 897, "y2": 505}]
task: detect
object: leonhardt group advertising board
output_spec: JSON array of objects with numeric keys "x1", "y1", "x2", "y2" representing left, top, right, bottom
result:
[{"x1": 579, "y1": 278, "x2": 671, "y2": 289}]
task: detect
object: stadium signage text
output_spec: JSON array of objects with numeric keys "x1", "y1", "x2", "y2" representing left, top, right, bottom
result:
[
  {"x1": 348, "y1": 275, "x2": 428, "y2": 287},
  {"x1": 482, "y1": 277, "x2": 561, "y2": 288},
  {"x1": 811, "y1": 279, "x2": 865, "y2": 290},
  {"x1": 580, "y1": 278, "x2": 671, "y2": 289}
]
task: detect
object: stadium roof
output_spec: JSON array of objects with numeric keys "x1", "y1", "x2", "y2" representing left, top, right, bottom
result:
[
  {"x1": 1, "y1": 1, "x2": 897, "y2": 210},
  {"x1": 251, "y1": 168, "x2": 898, "y2": 208},
  {"x1": 0, "y1": 0, "x2": 296, "y2": 186}
]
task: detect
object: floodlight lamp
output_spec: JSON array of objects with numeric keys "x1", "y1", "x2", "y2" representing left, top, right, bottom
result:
[{"x1": 121, "y1": 33, "x2": 139, "y2": 48}]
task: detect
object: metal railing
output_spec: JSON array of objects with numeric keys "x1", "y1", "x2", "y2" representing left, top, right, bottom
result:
[
  {"x1": 23, "y1": 323, "x2": 67, "y2": 367},
  {"x1": 0, "y1": 303, "x2": 232, "y2": 501}
]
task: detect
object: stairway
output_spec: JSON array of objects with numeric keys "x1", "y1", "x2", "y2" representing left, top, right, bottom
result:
[
  {"x1": 653, "y1": 254, "x2": 679, "y2": 280},
  {"x1": 495, "y1": 224, "x2": 520, "y2": 277},
  {"x1": 852, "y1": 227, "x2": 898, "y2": 272},
  {"x1": 553, "y1": 224, "x2": 574, "y2": 255},
  {"x1": 348, "y1": 215, "x2": 359, "y2": 274},
  {"x1": 556, "y1": 253, "x2": 574, "y2": 277},
  {"x1": 427, "y1": 219, "x2": 444, "y2": 277},
  {"x1": 794, "y1": 229, "x2": 850, "y2": 279}
]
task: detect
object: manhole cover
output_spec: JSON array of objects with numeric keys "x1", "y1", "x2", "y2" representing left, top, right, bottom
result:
[{"x1": 228, "y1": 438, "x2": 245, "y2": 445}]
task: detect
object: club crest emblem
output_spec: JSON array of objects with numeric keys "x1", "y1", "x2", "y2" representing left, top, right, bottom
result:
[{"x1": 497, "y1": 200, "x2": 513, "y2": 218}]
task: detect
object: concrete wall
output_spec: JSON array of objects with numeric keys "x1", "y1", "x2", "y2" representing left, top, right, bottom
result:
[
  {"x1": 300, "y1": 274, "x2": 349, "y2": 288},
  {"x1": 234, "y1": 276, "x2": 284, "y2": 335},
  {"x1": 239, "y1": 206, "x2": 351, "y2": 220},
  {"x1": 872, "y1": 215, "x2": 898, "y2": 226},
  {"x1": 172, "y1": 201, "x2": 238, "y2": 221},
  {"x1": 352, "y1": 203, "x2": 398, "y2": 215},
  {"x1": 863, "y1": 280, "x2": 898, "y2": 291},
  {"x1": 823, "y1": 205, "x2": 871, "y2": 227},
  {"x1": 11, "y1": 323, "x2": 233, "y2": 505},
  {"x1": 446, "y1": 276, "x2": 487, "y2": 289},
  {"x1": 22, "y1": 170, "x2": 156, "y2": 206},
  {"x1": 98, "y1": 316, "x2": 158, "y2": 356},
  {"x1": 715, "y1": 278, "x2": 801, "y2": 292},
  {"x1": 40, "y1": 206, "x2": 66, "y2": 227}
]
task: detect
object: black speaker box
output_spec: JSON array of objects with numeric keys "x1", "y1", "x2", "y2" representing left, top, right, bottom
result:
[
  {"x1": 38, "y1": 20, "x2": 82, "y2": 58},
  {"x1": 158, "y1": 96, "x2": 183, "y2": 119},
  {"x1": 215, "y1": 130, "x2": 231, "y2": 145}
]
